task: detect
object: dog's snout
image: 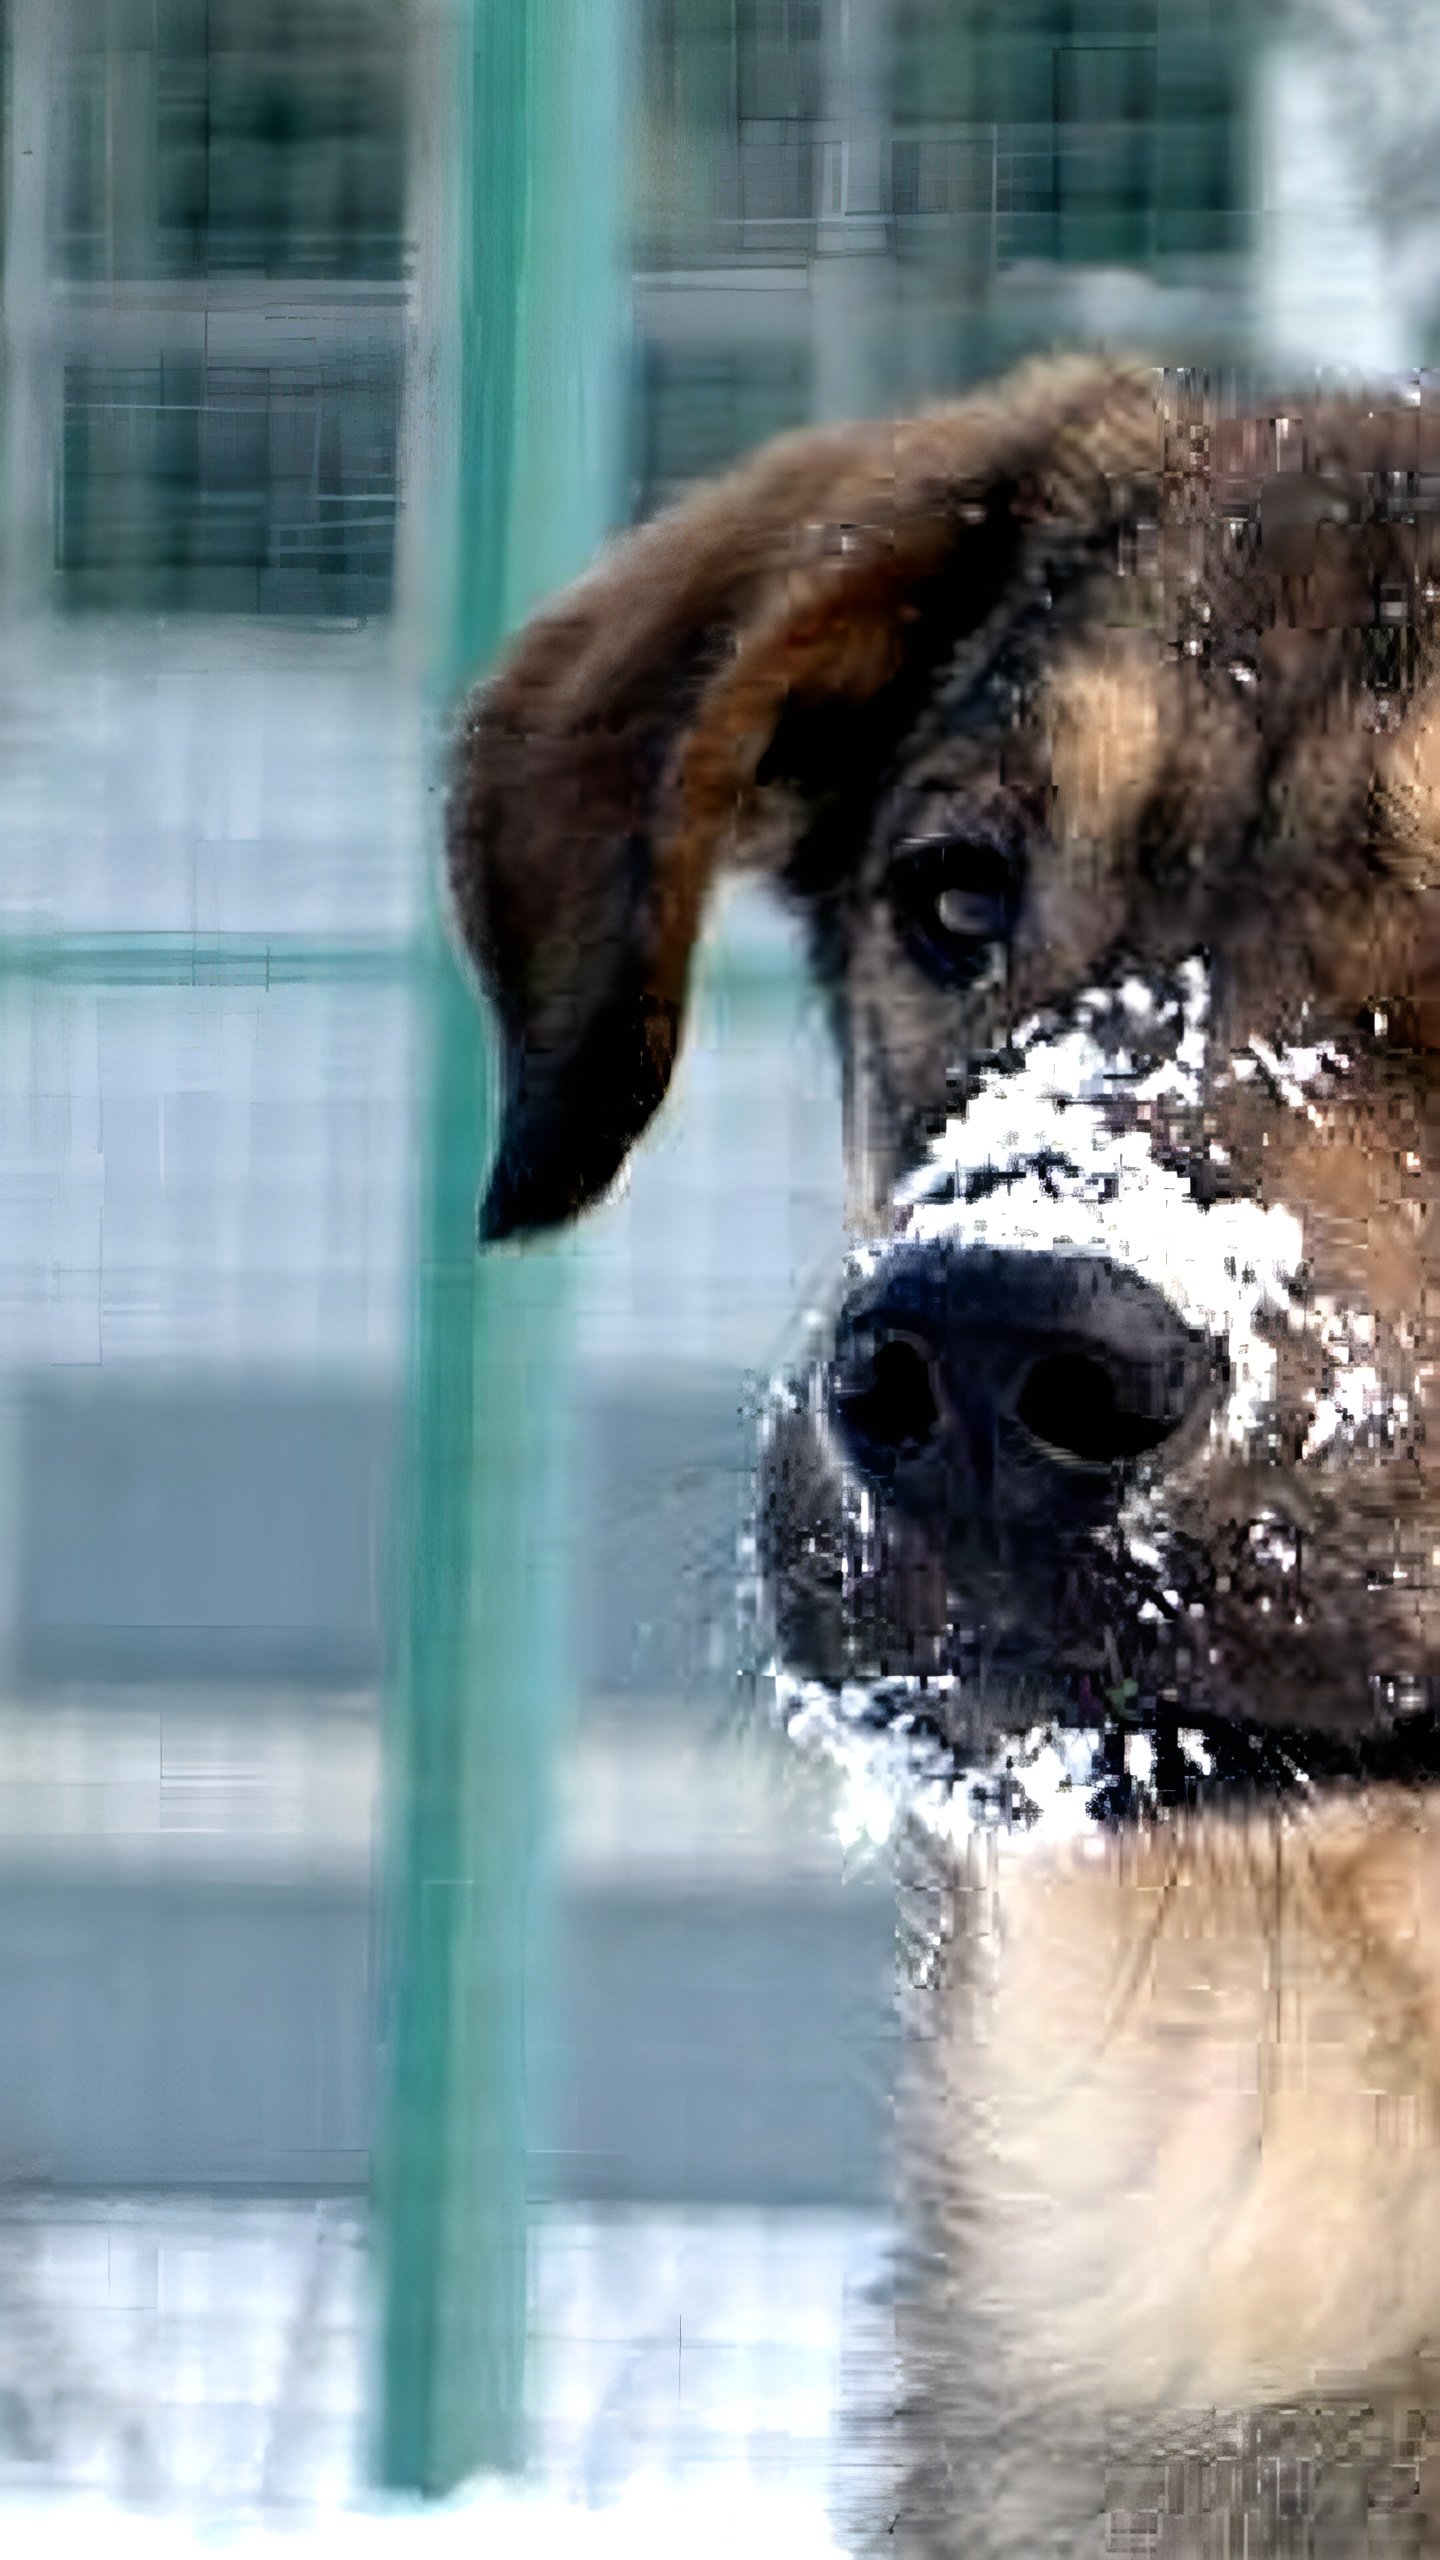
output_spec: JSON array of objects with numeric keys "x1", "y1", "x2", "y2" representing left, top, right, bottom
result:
[{"x1": 828, "y1": 1242, "x2": 1216, "y2": 1536}]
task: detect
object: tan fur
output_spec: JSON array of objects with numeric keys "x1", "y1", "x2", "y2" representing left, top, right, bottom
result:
[
  {"x1": 940, "y1": 1793, "x2": 1440, "y2": 2418},
  {"x1": 1382, "y1": 685, "x2": 1440, "y2": 897},
  {"x1": 1042, "y1": 648, "x2": 1171, "y2": 855},
  {"x1": 1033, "y1": 643, "x2": 1175, "y2": 977},
  {"x1": 1374, "y1": 683, "x2": 1440, "y2": 1051},
  {"x1": 1263, "y1": 1115, "x2": 1431, "y2": 1327}
]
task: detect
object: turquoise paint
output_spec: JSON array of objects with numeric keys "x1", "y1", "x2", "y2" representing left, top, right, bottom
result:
[{"x1": 375, "y1": 0, "x2": 629, "y2": 2497}]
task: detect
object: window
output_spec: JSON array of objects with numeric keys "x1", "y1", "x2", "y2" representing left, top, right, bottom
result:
[
  {"x1": 891, "y1": 0, "x2": 1250, "y2": 270},
  {"x1": 736, "y1": 0, "x2": 825, "y2": 123},
  {"x1": 58, "y1": 351, "x2": 401, "y2": 617},
  {"x1": 54, "y1": 0, "x2": 409, "y2": 282},
  {"x1": 634, "y1": 345, "x2": 811, "y2": 518}
]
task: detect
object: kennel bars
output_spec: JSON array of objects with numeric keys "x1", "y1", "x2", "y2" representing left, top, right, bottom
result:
[{"x1": 375, "y1": 0, "x2": 629, "y2": 2497}]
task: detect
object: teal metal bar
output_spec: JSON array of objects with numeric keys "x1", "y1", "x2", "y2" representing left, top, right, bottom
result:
[
  {"x1": 0, "y1": 935, "x2": 421, "y2": 988},
  {"x1": 0, "y1": 926, "x2": 797, "y2": 998},
  {"x1": 375, "y1": 0, "x2": 628, "y2": 2499}
]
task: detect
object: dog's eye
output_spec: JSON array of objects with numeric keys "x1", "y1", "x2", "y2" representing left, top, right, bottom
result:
[{"x1": 888, "y1": 835, "x2": 1019, "y2": 989}]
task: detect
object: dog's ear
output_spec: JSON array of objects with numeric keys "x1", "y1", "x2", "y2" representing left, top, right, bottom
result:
[{"x1": 450, "y1": 353, "x2": 1157, "y2": 1241}]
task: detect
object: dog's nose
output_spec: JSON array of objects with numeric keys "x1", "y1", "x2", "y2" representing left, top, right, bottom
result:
[{"x1": 828, "y1": 1242, "x2": 1216, "y2": 1538}]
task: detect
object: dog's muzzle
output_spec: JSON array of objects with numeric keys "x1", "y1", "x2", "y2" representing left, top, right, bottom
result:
[
  {"x1": 755, "y1": 969, "x2": 1349, "y2": 1831},
  {"x1": 827, "y1": 1238, "x2": 1219, "y2": 1552}
]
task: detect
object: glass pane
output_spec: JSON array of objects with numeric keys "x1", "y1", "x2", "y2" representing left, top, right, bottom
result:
[
  {"x1": 57, "y1": 352, "x2": 401, "y2": 618},
  {"x1": 54, "y1": 0, "x2": 410, "y2": 282}
]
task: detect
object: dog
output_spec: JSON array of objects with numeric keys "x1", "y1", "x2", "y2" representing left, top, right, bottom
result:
[{"x1": 449, "y1": 354, "x2": 1440, "y2": 2554}]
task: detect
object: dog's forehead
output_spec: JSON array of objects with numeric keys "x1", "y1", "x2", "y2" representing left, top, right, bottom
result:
[
  {"x1": 854, "y1": 587, "x2": 1440, "y2": 1030},
  {"x1": 868, "y1": 397, "x2": 1440, "y2": 844}
]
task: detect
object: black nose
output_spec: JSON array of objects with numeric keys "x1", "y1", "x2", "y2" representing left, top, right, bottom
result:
[{"x1": 828, "y1": 1241, "x2": 1217, "y2": 1539}]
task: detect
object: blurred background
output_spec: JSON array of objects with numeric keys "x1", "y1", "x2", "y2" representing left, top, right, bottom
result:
[{"x1": 0, "y1": 0, "x2": 1435, "y2": 2541}]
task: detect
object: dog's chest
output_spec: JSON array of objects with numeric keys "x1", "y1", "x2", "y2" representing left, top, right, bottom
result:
[{"x1": 907, "y1": 1797, "x2": 1440, "y2": 2420}]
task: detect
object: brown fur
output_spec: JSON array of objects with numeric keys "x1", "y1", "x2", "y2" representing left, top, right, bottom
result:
[
  {"x1": 450, "y1": 359, "x2": 1440, "y2": 2552},
  {"x1": 450, "y1": 353, "x2": 1156, "y2": 1234}
]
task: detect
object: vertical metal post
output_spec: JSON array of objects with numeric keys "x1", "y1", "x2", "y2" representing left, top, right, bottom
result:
[
  {"x1": 812, "y1": 0, "x2": 894, "y2": 422},
  {"x1": 1, "y1": 0, "x2": 55, "y2": 617},
  {"x1": 376, "y1": 0, "x2": 628, "y2": 2498}
]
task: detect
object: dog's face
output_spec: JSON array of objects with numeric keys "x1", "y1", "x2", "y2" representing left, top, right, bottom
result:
[{"x1": 451, "y1": 357, "x2": 1440, "y2": 1811}]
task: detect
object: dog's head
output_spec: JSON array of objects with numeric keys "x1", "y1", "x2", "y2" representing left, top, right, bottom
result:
[{"x1": 451, "y1": 355, "x2": 1440, "y2": 1823}]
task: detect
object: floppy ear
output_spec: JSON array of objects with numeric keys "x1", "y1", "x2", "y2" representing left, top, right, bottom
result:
[{"x1": 449, "y1": 353, "x2": 1157, "y2": 1242}]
